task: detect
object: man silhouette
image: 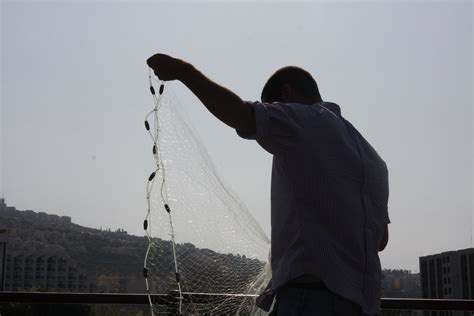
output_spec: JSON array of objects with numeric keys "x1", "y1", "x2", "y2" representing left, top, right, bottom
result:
[{"x1": 147, "y1": 53, "x2": 389, "y2": 316}]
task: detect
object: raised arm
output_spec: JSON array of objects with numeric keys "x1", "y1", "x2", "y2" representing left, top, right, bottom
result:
[{"x1": 147, "y1": 53, "x2": 255, "y2": 132}]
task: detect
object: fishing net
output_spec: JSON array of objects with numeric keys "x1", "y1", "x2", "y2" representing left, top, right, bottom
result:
[{"x1": 142, "y1": 73, "x2": 271, "y2": 315}]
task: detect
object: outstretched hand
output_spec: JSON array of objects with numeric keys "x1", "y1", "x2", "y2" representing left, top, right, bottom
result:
[
  {"x1": 146, "y1": 53, "x2": 253, "y2": 131},
  {"x1": 146, "y1": 53, "x2": 189, "y2": 81}
]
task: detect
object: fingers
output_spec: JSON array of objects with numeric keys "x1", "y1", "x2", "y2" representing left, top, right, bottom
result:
[
  {"x1": 147, "y1": 55, "x2": 161, "y2": 79},
  {"x1": 146, "y1": 53, "x2": 168, "y2": 66},
  {"x1": 145, "y1": 53, "x2": 180, "y2": 81},
  {"x1": 146, "y1": 53, "x2": 161, "y2": 69},
  {"x1": 146, "y1": 57, "x2": 153, "y2": 68}
]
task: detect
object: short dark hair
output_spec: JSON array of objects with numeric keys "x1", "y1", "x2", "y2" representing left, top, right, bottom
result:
[{"x1": 261, "y1": 66, "x2": 322, "y2": 103}]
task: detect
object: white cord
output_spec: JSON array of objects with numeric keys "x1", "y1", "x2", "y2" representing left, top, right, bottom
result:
[{"x1": 143, "y1": 68, "x2": 184, "y2": 315}]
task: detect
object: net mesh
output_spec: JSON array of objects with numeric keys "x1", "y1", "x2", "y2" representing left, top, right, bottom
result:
[{"x1": 143, "y1": 77, "x2": 271, "y2": 315}]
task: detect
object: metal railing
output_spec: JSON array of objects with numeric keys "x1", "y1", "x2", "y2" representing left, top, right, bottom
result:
[{"x1": 1, "y1": 291, "x2": 474, "y2": 312}]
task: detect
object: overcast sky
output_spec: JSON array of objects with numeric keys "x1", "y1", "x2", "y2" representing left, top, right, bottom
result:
[{"x1": 1, "y1": 0, "x2": 472, "y2": 272}]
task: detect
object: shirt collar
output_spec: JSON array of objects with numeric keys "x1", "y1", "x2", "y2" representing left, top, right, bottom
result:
[{"x1": 320, "y1": 102, "x2": 342, "y2": 117}]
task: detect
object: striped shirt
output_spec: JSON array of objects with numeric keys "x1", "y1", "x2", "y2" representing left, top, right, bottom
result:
[{"x1": 237, "y1": 101, "x2": 390, "y2": 314}]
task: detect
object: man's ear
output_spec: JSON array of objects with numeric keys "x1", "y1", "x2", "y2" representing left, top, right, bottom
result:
[{"x1": 280, "y1": 84, "x2": 293, "y2": 102}]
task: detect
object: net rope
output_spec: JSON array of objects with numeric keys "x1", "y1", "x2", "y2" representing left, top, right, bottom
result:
[{"x1": 143, "y1": 69, "x2": 271, "y2": 315}]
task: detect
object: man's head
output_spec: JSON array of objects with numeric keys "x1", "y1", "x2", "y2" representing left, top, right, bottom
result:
[{"x1": 261, "y1": 66, "x2": 322, "y2": 105}]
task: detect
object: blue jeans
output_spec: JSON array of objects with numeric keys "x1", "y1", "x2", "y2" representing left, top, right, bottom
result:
[{"x1": 270, "y1": 287, "x2": 375, "y2": 316}]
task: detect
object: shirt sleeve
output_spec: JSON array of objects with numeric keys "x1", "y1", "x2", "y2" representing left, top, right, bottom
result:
[{"x1": 236, "y1": 101, "x2": 302, "y2": 155}]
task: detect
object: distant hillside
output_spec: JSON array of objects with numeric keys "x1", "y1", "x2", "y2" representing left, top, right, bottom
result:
[
  {"x1": 1, "y1": 198, "x2": 418, "y2": 299},
  {"x1": 1, "y1": 198, "x2": 147, "y2": 292},
  {"x1": 0, "y1": 199, "x2": 264, "y2": 294}
]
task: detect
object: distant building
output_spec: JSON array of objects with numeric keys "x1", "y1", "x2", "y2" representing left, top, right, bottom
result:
[
  {"x1": 0, "y1": 198, "x2": 16, "y2": 214},
  {"x1": 420, "y1": 248, "x2": 474, "y2": 316},
  {"x1": 0, "y1": 198, "x2": 147, "y2": 294},
  {"x1": 0, "y1": 198, "x2": 95, "y2": 292},
  {"x1": 0, "y1": 229, "x2": 6, "y2": 291},
  {"x1": 382, "y1": 269, "x2": 421, "y2": 298},
  {"x1": 0, "y1": 198, "x2": 8, "y2": 291},
  {"x1": 4, "y1": 253, "x2": 96, "y2": 292}
]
